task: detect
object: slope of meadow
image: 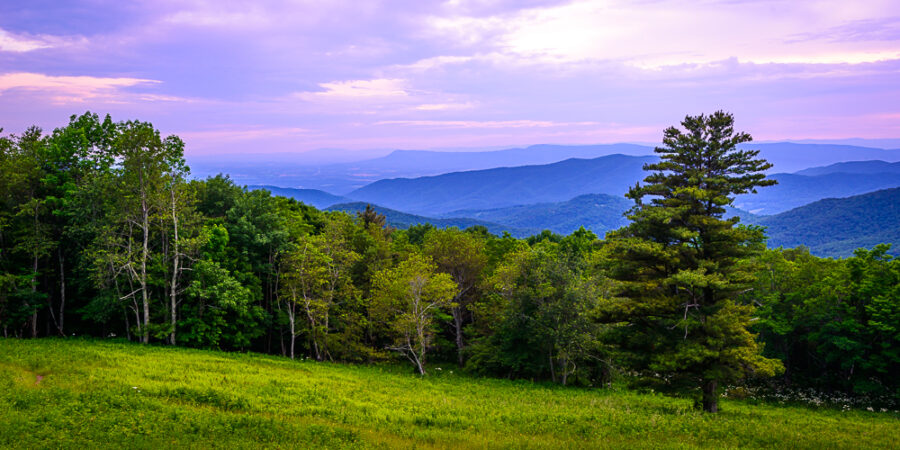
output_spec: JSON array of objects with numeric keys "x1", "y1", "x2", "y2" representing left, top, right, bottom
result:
[{"x1": 0, "y1": 339, "x2": 896, "y2": 449}]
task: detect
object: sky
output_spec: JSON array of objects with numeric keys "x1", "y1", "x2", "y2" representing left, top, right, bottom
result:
[{"x1": 1, "y1": 0, "x2": 899, "y2": 159}]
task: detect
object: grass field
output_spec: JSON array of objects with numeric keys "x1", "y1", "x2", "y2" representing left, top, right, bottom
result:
[{"x1": 0, "y1": 339, "x2": 897, "y2": 448}]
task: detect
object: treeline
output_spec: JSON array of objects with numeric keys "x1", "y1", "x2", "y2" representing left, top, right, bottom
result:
[{"x1": 1, "y1": 113, "x2": 897, "y2": 402}]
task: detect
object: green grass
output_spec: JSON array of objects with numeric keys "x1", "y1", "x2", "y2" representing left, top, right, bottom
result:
[{"x1": 0, "y1": 339, "x2": 896, "y2": 448}]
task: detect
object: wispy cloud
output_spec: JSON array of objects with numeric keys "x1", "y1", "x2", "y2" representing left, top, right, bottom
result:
[
  {"x1": 377, "y1": 120, "x2": 599, "y2": 129},
  {"x1": 0, "y1": 73, "x2": 160, "y2": 104},
  {"x1": 298, "y1": 78, "x2": 410, "y2": 100},
  {"x1": 414, "y1": 102, "x2": 475, "y2": 111},
  {"x1": 0, "y1": 29, "x2": 57, "y2": 52}
]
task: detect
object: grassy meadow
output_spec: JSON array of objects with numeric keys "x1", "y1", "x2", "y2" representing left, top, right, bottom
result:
[{"x1": 0, "y1": 338, "x2": 896, "y2": 449}]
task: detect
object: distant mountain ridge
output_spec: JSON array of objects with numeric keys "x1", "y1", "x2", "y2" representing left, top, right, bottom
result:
[
  {"x1": 192, "y1": 142, "x2": 900, "y2": 194},
  {"x1": 348, "y1": 154, "x2": 656, "y2": 214},
  {"x1": 794, "y1": 160, "x2": 900, "y2": 176},
  {"x1": 347, "y1": 153, "x2": 900, "y2": 216},
  {"x1": 734, "y1": 172, "x2": 900, "y2": 215},
  {"x1": 747, "y1": 143, "x2": 900, "y2": 173}
]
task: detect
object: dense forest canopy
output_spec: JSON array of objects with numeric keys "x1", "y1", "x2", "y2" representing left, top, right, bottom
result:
[{"x1": 1, "y1": 112, "x2": 898, "y2": 409}]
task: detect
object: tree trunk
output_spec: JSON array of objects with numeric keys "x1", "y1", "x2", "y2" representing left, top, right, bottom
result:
[
  {"x1": 452, "y1": 305, "x2": 464, "y2": 367},
  {"x1": 289, "y1": 301, "x2": 296, "y2": 360},
  {"x1": 169, "y1": 187, "x2": 179, "y2": 345},
  {"x1": 702, "y1": 379, "x2": 719, "y2": 413},
  {"x1": 31, "y1": 253, "x2": 38, "y2": 338},
  {"x1": 140, "y1": 174, "x2": 150, "y2": 344},
  {"x1": 58, "y1": 249, "x2": 65, "y2": 336}
]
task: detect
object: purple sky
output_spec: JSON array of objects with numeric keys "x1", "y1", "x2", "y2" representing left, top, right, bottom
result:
[{"x1": 1, "y1": 0, "x2": 899, "y2": 158}]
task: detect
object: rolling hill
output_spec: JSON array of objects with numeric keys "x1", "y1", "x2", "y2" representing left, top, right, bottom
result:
[
  {"x1": 754, "y1": 188, "x2": 900, "y2": 257},
  {"x1": 443, "y1": 194, "x2": 633, "y2": 236},
  {"x1": 325, "y1": 202, "x2": 537, "y2": 237},
  {"x1": 4, "y1": 339, "x2": 895, "y2": 448}
]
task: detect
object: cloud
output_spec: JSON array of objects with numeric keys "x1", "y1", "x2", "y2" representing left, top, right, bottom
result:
[
  {"x1": 0, "y1": 72, "x2": 160, "y2": 104},
  {"x1": 178, "y1": 126, "x2": 312, "y2": 142},
  {"x1": 425, "y1": 0, "x2": 900, "y2": 70},
  {"x1": 377, "y1": 119, "x2": 599, "y2": 129},
  {"x1": 296, "y1": 78, "x2": 409, "y2": 100},
  {"x1": 0, "y1": 29, "x2": 55, "y2": 52},
  {"x1": 414, "y1": 102, "x2": 475, "y2": 111}
]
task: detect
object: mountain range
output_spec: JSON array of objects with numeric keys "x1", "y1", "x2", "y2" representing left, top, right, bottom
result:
[
  {"x1": 191, "y1": 142, "x2": 900, "y2": 194},
  {"x1": 235, "y1": 143, "x2": 900, "y2": 257},
  {"x1": 346, "y1": 154, "x2": 900, "y2": 217},
  {"x1": 347, "y1": 154, "x2": 655, "y2": 214}
]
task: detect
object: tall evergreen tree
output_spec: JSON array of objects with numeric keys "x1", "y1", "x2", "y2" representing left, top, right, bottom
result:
[{"x1": 601, "y1": 111, "x2": 782, "y2": 412}]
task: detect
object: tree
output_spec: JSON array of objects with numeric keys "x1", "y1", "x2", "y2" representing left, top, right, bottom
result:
[
  {"x1": 601, "y1": 111, "x2": 782, "y2": 412},
  {"x1": 182, "y1": 224, "x2": 264, "y2": 350},
  {"x1": 467, "y1": 240, "x2": 606, "y2": 385},
  {"x1": 370, "y1": 254, "x2": 456, "y2": 375},
  {"x1": 423, "y1": 227, "x2": 486, "y2": 366}
]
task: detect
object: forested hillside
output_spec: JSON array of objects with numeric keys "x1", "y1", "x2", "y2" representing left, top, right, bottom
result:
[
  {"x1": 756, "y1": 188, "x2": 900, "y2": 257},
  {"x1": 326, "y1": 202, "x2": 536, "y2": 237},
  {"x1": 444, "y1": 193, "x2": 632, "y2": 236}
]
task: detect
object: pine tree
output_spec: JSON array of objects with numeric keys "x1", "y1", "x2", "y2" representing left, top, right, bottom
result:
[{"x1": 601, "y1": 111, "x2": 783, "y2": 412}]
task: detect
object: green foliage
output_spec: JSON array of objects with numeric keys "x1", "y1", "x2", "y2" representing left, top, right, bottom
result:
[
  {"x1": 750, "y1": 246, "x2": 900, "y2": 397},
  {"x1": 467, "y1": 239, "x2": 607, "y2": 385},
  {"x1": 601, "y1": 112, "x2": 782, "y2": 412},
  {"x1": 370, "y1": 254, "x2": 457, "y2": 374}
]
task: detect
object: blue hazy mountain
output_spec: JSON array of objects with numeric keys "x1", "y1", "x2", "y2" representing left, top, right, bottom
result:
[
  {"x1": 752, "y1": 188, "x2": 900, "y2": 257},
  {"x1": 443, "y1": 194, "x2": 633, "y2": 236},
  {"x1": 348, "y1": 154, "x2": 656, "y2": 214},
  {"x1": 192, "y1": 142, "x2": 900, "y2": 194},
  {"x1": 325, "y1": 202, "x2": 538, "y2": 237},
  {"x1": 733, "y1": 172, "x2": 900, "y2": 215},
  {"x1": 193, "y1": 144, "x2": 655, "y2": 194},
  {"x1": 443, "y1": 194, "x2": 754, "y2": 237},
  {"x1": 247, "y1": 185, "x2": 349, "y2": 209},
  {"x1": 348, "y1": 153, "x2": 900, "y2": 216},
  {"x1": 794, "y1": 160, "x2": 900, "y2": 176},
  {"x1": 748, "y1": 143, "x2": 900, "y2": 174}
]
